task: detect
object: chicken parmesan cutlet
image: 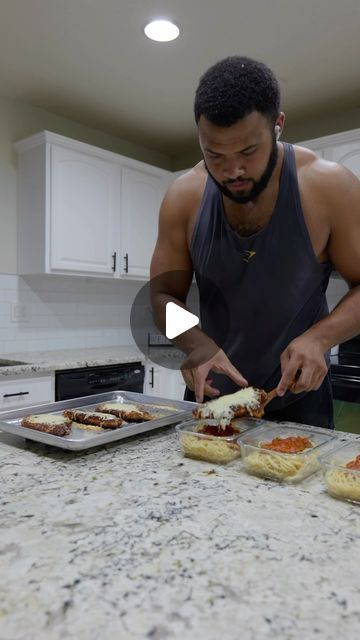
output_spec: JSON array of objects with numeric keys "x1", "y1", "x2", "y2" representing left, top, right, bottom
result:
[
  {"x1": 95, "y1": 402, "x2": 155, "y2": 422},
  {"x1": 21, "y1": 414, "x2": 72, "y2": 437},
  {"x1": 193, "y1": 387, "x2": 267, "y2": 425}
]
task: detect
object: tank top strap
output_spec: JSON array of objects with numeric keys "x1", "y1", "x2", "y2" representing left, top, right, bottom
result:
[{"x1": 280, "y1": 142, "x2": 320, "y2": 261}]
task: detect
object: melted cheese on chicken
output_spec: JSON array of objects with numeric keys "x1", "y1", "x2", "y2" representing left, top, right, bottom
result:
[
  {"x1": 26, "y1": 414, "x2": 69, "y2": 425},
  {"x1": 198, "y1": 387, "x2": 261, "y2": 422},
  {"x1": 99, "y1": 403, "x2": 141, "y2": 413}
]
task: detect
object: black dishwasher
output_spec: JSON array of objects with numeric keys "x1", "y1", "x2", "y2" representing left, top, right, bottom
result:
[{"x1": 55, "y1": 362, "x2": 144, "y2": 401}]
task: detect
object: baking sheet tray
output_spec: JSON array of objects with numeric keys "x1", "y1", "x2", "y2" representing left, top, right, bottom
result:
[{"x1": 0, "y1": 390, "x2": 196, "y2": 451}]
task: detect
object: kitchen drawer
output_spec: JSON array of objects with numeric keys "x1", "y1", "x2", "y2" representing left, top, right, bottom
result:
[{"x1": 0, "y1": 374, "x2": 55, "y2": 411}]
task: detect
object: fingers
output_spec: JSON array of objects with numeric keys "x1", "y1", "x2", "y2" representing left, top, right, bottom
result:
[
  {"x1": 290, "y1": 369, "x2": 312, "y2": 394},
  {"x1": 182, "y1": 366, "x2": 214, "y2": 403},
  {"x1": 277, "y1": 358, "x2": 300, "y2": 396},
  {"x1": 278, "y1": 346, "x2": 328, "y2": 395},
  {"x1": 210, "y1": 351, "x2": 248, "y2": 387},
  {"x1": 194, "y1": 373, "x2": 217, "y2": 403},
  {"x1": 291, "y1": 368, "x2": 327, "y2": 393},
  {"x1": 203, "y1": 378, "x2": 220, "y2": 398},
  {"x1": 218, "y1": 360, "x2": 248, "y2": 387},
  {"x1": 181, "y1": 368, "x2": 195, "y2": 393},
  {"x1": 181, "y1": 348, "x2": 247, "y2": 403},
  {"x1": 226, "y1": 362, "x2": 248, "y2": 388},
  {"x1": 183, "y1": 367, "x2": 226, "y2": 403}
]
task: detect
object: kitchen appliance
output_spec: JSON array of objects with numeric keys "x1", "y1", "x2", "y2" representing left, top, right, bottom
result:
[
  {"x1": 147, "y1": 332, "x2": 172, "y2": 347},
  {"x1": 55, "y1": 362, "x2": 144, "y2": 401},
  {"x1": 330, "y1": 336, "x2": 360, "y2": 434}
]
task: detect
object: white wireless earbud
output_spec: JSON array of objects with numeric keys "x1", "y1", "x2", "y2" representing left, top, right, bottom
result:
[{"x1": 275, "y1": 125, "x2": 281, "y2": 141}]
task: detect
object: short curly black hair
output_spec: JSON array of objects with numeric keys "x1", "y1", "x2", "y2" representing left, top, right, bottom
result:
[{"x1": 194, "y1": 56, "x2": 280, "y2": 127}]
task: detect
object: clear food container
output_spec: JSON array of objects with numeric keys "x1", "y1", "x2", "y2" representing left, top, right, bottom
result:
[
  {"x1": 320, "y1": 440, "x2": 360, "y2": 504},
  {"x1": 238, "y1": 422, "x2": 337, "y2": 483},
  {"x1": 175, "y1": 418, "x2": 263, "y2": 464}
]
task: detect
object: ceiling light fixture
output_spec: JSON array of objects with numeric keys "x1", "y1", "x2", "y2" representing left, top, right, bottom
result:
[{"x1": 144, "y1": 19, "x2": 180, "y2": 42}]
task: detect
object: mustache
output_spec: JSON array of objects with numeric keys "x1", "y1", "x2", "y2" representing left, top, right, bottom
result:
[{"x1": 223, "y1": 177, "x2": 253, "y2": 186}]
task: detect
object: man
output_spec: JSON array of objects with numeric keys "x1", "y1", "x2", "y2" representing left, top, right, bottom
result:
[{"x1": 150, "y1": 56, "x2": 360, "y2": 428}]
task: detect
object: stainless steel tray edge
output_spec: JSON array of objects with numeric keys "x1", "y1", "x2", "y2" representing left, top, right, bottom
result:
[{"x1": 0, "y1": 390, "x2": 197, "y2": 451}]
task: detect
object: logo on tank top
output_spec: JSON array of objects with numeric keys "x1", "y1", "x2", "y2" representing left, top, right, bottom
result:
[{"x1": 242, "y1": 250, "x2": 256, "y2": 263}]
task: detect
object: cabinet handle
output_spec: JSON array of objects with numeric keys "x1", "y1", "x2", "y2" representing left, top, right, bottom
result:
[
  {"x1": 112, "y1": 251, "x2": 117, "y2": 272},
  {"x1": 124, "y1": 253, "x2": 129, "y2": 273},
  {"x1": 3, "y1": 391, "x2": 30, "y2": 398},
  {"x1": 150, "y1": 366, "x2": 154, "y2": 388}
]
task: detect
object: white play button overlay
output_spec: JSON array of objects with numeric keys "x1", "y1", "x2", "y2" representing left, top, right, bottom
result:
[
  {"x1": 130, "y1": 270, "x2": 228, "y2": 369},
  {"x1": 165, "y1": 302, "x2": 199, "y2": 339}
]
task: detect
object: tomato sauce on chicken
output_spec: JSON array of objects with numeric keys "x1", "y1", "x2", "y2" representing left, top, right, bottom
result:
[{"x1": 198, "y1": 424, "x2": 240, "y2": 437}]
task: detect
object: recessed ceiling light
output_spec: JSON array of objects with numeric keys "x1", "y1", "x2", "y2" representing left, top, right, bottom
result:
[{"x1": 144, "y1": 19, "x2": 180, "y2": 42}]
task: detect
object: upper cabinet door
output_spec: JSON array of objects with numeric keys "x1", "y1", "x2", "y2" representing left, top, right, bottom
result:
[
  {"x1": 50, "y1": 145, "x2": 120, "y2": 275},
  {"x1": 120, "y1": 166, "x2": 167, "y2": 279}
]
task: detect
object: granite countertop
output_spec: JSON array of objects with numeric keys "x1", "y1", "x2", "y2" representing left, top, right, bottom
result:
[
  {"x1": 1, "y1": 427, "x2": 359, "y2": 640},
  {"x1": 0, "y1": 346, "x2": 147, "y2": 377},
  {"x1": 0, "y1": 346, "x2": 185, "y2": 377}
]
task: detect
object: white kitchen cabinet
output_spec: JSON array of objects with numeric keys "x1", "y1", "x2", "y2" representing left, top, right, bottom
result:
[
  {"x1": 49, "y1": 145, "x2": 120, "y2": 275},
  {"x1": 169, "y1": 368, "x2": 187, "y2": 401},
  {"x1": 299, "y1": 129, "x2": 360, "y2": 177},
  {"x1": 15, "y1": 131, "x2": 171, "y2": 279},
  {"x1": 15, "y1": 132, "x2": 120, "y2": 277},
  {"x1": 144, "y1": 363, "x2": 165, "y2": 397},
  {"x1": 325, "y1": 141, "x2": 360, "y2": 178},
  {"x1": 120, "y1": 166, "x2": 170, "y2": 279},
  {"x1": 0, "y1": 373, "x2": 55, "y2": 411},
  {"x1": 16, "y1": 127, "x2": 358, "y2": 281},
  {"x1": 299, "y1": 142, "x2": 326, "y2": 158},
  {"x1": 298, "y1": 136, "x2": 326, "y2": 158},
  {"x1": 144, "y1": 363, "x2": 186, "y2": 401}
]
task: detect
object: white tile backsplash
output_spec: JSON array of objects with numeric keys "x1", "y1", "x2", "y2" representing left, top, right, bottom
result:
[
  {"x1": 0, "y1": 274, "x2": 141, "y2": 354},
  {"x1": 0, "y1": 274, "x2": 349, "y2": 355}
]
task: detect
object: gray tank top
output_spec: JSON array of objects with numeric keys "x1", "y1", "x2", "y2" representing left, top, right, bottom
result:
[{"x1": 190, "y1": 143, "x2": 332, "y2": 408}]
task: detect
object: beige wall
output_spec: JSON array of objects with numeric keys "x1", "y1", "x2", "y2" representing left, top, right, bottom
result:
[
  {"x1": 0, "y1": 96, "x2": 171, "y2": 275},
  {"x1": 285, "y1": 105, "x2": 360, "y2": 146}
]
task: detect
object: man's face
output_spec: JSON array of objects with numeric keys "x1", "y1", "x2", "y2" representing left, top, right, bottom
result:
[{"x1": 198, "y1": 112, "x2": 280, "y2": 204}]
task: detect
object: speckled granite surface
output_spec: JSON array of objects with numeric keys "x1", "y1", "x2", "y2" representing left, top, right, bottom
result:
[
  {"x1": 0, "y1": 346, "x2": 185, "y2": 377},
  {"x1": 0, "y1": 347, "x2": 144, "y2": 376},
  {"x1": 0, "y1": 427, "x2": 359, "y2": 640}
]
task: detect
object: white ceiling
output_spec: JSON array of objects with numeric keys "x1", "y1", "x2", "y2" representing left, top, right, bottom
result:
[{"x1": 0, "y1": 0, "x2": 359, "y2": 155}]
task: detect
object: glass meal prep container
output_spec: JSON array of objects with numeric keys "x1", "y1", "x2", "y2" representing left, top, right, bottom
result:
[
  {"x1": 237, "y1": 422, "x2": 337, "y2": 483},
  {"x1": 319, "y1": 440, "x2": 360, "y2": 504},
  {"x1": 175, "y1": 418, "x2": 263, "y2": 464}
]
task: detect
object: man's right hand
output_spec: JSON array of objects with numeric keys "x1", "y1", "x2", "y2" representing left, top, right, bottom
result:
[{"x1": 180, "y1": 347, "x2": 248, "y2": 403}]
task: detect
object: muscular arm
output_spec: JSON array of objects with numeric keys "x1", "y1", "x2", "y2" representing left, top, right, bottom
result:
[
  {"x1": 150, "y1": 173, "x2": 247, "y2": 401},
  {"x1": 278, "y1": 161, "x2": 360, "y2": 395},
  {"x1": 150, "y1": 173, "x2": 205, "y2": 353},
  {"x1": 312, "y1": 166, "x2": 360, "y2": 345}
]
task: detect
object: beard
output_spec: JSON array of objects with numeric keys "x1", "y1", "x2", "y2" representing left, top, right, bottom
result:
[{"x1": 204, "y1": 135, "x2": 279, "y2": 204}]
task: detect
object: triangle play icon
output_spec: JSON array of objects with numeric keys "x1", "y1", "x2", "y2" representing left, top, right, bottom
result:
[{"x1": 165, "y1": 302, "x2": 199, "y2": 339}]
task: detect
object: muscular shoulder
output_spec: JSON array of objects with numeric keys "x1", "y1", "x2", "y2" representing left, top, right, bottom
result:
[
  {"x1": 158, "y1": 163, "x2": 208, "y2": 246},
  {"x1": 294, "y1": 144, "x2": 359, "y2": 207},
  {"x1": 162, "y1": 162, "x2": 207, "y2": 221},
  {"x1": 293, "y1": 144, "x2": 360, "y2": 281}
]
